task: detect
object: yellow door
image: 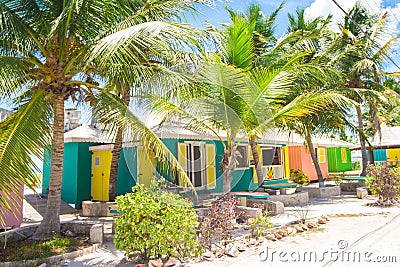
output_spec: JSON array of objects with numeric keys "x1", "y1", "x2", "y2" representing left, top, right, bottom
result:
[
  {"x1": 137, "y1": 147, "x2": 155, "y2": 187},
  {"x1": 92, "y1": 150, "x2": 112, "y2": 201}
]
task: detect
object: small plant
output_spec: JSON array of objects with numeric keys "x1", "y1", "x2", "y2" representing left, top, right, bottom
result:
[
  {"x1": 293, "y1": 200, "x2": 310, "y2": 224},
  {"x1": 290, "y1": 169, "x2": 310, "y2": 185},
  {"x1": 198, "y1": 194, "x2": 240, "y2": 249},
  {"x1": 114, "y1": 179, "x2": 200, "y2": 262},
  {"x1": 366, "y1": 164, "x2": 400, "y2": 202},
  {"x1": 250, "y1": 210, "x2": 273, "y2": 239}
]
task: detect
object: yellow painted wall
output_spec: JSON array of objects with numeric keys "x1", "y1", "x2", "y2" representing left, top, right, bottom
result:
[{"x1": 387, "y1": 148, "x2": 400, "y2": 167}]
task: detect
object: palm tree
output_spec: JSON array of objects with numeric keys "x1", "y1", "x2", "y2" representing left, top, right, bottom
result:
[
  {"x1": 150, "y1": 5, "x2": 351, "y2": 193},
  {"x1": 333, "y1": 2, "x2": 399, "y2": 175},
  {"x1": 0, "y1": 0, "x2": 206, "y2": 239}
]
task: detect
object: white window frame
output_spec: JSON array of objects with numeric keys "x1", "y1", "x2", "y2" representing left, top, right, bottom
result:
[
  {"x1": 235, "y1": 144, "x2": 250, "y2": 170},
  {"x1": 183, "y1": 141, "x2": 206, "y2": 189}
]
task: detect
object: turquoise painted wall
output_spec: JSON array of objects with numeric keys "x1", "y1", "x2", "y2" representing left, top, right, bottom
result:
[
  {"x1": 116, "y1": 147, "x2": 137, "y2": 195},
  {"x1": 161, "y1": 138, "x2": 258, "y2": 193},
  {"x1": 43, "y1": 142, "x2": 98, "y2": 209}
]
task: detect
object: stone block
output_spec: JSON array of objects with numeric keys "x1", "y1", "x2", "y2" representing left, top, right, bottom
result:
[
  {"x1": 236, "y1": 206, "x2": 262, "y2": 218},
  {"x1": 82, "y1": 201, "x2": 118, "y2": 217},
  {"x1": 340, "y1": 182, "x2": 366, "y2": 192},
  {"x1": 356, "y1": 187, "x2": 368, "y2": 199},
  {"x1": 90, "y1": 223, "x2": 104, "y2": 244},
  {"x1": 300, "y1": 185, "x2": 340, "y2": 198},
  {"x1": 264, "y1": 201, "x2": 284, "y2": 215},
  {"x1": 268, "y1": 191, "x2": 309, "y2": 206}
]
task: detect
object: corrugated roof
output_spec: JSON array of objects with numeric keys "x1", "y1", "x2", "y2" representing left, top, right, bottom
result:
[{"x1": 370, "y1": 124, "x2": 400, "y2": 148}]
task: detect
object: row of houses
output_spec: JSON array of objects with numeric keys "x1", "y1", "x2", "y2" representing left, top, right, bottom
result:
[{"x1": 41, "y1": 123, "x2": 354, "y2": 209}]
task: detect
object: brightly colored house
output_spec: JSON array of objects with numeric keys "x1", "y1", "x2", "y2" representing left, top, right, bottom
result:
[
  {"x1": 88, "y1": 125, "x2": 291, "y2": 198},
  {"x1": 367, "y1": 124, "x2": 400, "y2": 167},
  {"x1": 264, "y1": 130, "x2": 354, "y2": 181},
  {"x1": 42, "y1": 125, "x2": 135, "y2": 208}
]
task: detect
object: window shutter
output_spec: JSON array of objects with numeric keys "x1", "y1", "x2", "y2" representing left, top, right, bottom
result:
[
  {"x1": 178, "y1": 143, "x2": 188, "y2": 187},
  {"x1": 318, "y1": 148, "x2": 326, "y2": 163},
  {"x1": 205, "y1": 144, "x2": 216, "y2": 189}
]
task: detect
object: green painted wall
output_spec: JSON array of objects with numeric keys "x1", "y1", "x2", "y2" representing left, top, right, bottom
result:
[
  {"x1": 116, "y1": 147, "x2": 137, "y2": 196},
  {"x1": 327, "y1": 147, "x2": 352, "y2": 172}
]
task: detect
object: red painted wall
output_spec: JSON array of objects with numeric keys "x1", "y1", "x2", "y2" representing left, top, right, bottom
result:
[
  {"x1": 0, "y1": 183, "x2": 23, "y2": 229},
  {"x1": 288, "y1": 146, "x2": 328, "y2": 181}
]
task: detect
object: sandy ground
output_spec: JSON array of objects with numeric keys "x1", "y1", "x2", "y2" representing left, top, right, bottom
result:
[{"x1": 22, "y1": 193, "x2": 400, "y2": 267}]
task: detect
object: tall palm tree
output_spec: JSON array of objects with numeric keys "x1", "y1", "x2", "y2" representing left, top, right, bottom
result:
[
  {"x1": 151, "y1": 5, "x2": 351, "y2": 193},
  {"x1": 0, "y1": 0, "x2": 206, "y2": 239},
  {"x1": 333, "y1": 2, "x2": 399, "y2": 175}
]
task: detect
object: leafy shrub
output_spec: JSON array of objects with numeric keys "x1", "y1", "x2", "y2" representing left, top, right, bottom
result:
[
  {"x1": 366, "y1": 164, "x2": 400, "y2": 201},
  {"x1": 198, "y1": 195, "x2": 240, "y2": 249},
  {"x1": 250, "y1": 210, "x2": 273, "y2": 239},
  {"x1": 114, "y1": 179, "x2": 199, "y2": 261},
  {"x1": 290, "y1": 169, "x2": 310, "y2": 185}
]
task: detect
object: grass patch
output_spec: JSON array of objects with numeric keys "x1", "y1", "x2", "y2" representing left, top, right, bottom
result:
[{"x1": 0, "y1": 236, "x2": 90, "y2": 262}]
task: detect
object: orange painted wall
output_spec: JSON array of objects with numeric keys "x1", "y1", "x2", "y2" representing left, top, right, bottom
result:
[{"x1": 288, "y1": 145, "x2": 328, "y2": 181}]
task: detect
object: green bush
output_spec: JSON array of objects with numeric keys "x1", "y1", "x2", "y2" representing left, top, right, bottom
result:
[
  {"x1": 366, "y1": 164, "x2": 400, "y2": 201},
  {"x1": 114, "y1": 179, "x2": 200, "y2": 261},
  {"x1": 290, "y1": 169, "x2": 310, "y2": 185}
]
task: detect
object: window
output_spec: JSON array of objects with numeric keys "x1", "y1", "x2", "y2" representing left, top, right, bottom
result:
[
  {"x1": 341, "y1": 148, "x2": 347, "y2": 163},
  {"x1": 261, "y1": 147, "x2": 282, "y2": 166},
  {"x1": 236, "y1": 145, "x2": 250, "y2": 169},
  {"x1": 178, "y1": 142, "x2": 206, "y2": 188},
  {"x1": 94, "y1": 156, "x2": 100, "y2": 166}
]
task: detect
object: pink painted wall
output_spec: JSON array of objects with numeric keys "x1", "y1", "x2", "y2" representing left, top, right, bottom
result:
[
  {"x1": 0, "y1": 183, "x2": 24, "y2": 229},
  {"x1": 288, "y1": 146, "x2": 328, "y2": 181}
]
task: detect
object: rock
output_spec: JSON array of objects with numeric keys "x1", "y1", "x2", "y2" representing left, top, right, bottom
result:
[
  {"x1": 216, "y1": 248, "x2": 225, "y2": 258},
  {"x1": 38, "y1": 264, "x2": 47, "y2": 267},
  {"x1": 307, "y1": 221, "x2": 318, "y2": 228},
  {"x1": 274, "y1": 233, "x2": 282, "y2": 239},
  {"x1": 164, "y1": 257, "x2": 181, "y2": 267},
  {"x1": 202, "y1": 251, "x2": 214, "y2": 261},
  {"x1": 225, "y1": 243, "x2": 239, "y2": 257},
  {"x1": 280, "y1": 230, "x2": 288, "y2": 237},
  {"x1": 258, "y1": 237, "x2": 266, "y2": 243},
  {"x1": 266, "y1": 234, "x2": 277, "y2": 241},
  {"x1": 356, "y1": 187, "x2": 368, "y2": 199},
  {"x1": 318, "y1": 218, "x2": 327, "y2": 224},
  {"x1": 135, "y1": 264, "x2": 146, "y2": 267},
  {"x1": 287, "y1": 227, "x2": 297, "y2": 236},
  {"x1": 148, "y1": 259, "x2": 163, "y2": 267},
  {"x1": 321, "y1": 215, "x2": 329, "y2": 221},
  {"x1": 247, "y1": 218, "x2": 254, "y2": 225},
  {"x1": 90, "y1": 223, "x2": 104, "y2": 244},
  {"x1": 294, "y1": 225, "x2": 304, "y2": 232},
  {"x1": 237, "y1": 243, "x2": 246, "y2": 252},
  {"x1": 302, "y1": 224, "x2": 309, "y2": 231},
  {"x1": 248, "y1": 238, "x2": 258, "y2": 246},
  {"x1": 64, "y1": 230, "x2": 75, "y2": 237}
]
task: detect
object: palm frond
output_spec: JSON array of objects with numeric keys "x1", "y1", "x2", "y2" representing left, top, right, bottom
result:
[
  {"x1": 0, "y1": 89, "x2": 52, "y2": 225},
  {"x1": 94, "y1": 90, "x2": 196, "y2": 193}
]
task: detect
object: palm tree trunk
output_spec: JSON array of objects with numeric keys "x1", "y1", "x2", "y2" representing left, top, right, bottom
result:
[
  {"x1": 35, "y1": 94, "x2": 64, "y2": 239},
  {"x1": 356, "y1": 105, "x2": 368, "y2": 176},
  {"x1": 222, "y1": 130, "x2": 236, "y2": 194},
  {"x1": 108, "y1": 93, "x2": 130, "y2": 201},
  {"x1": 249, "y1": 135, "x2": 264, "y2": 188},
  {"x1": 305, "y1": 132, "x2": 324, "y2": 188}
]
